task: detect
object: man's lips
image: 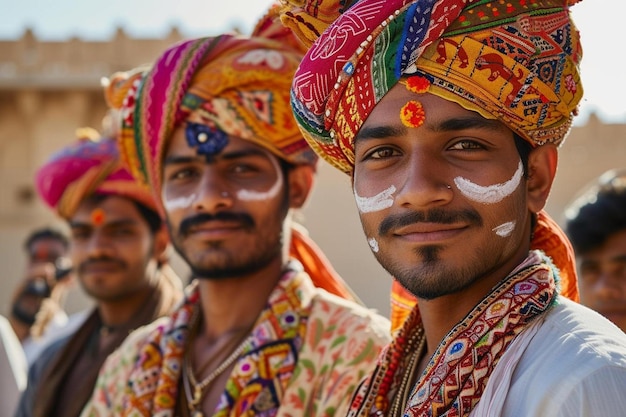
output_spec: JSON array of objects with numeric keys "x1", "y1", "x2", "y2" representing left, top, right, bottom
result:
[
  {"x1": 81, "y1": 261, "x2": 123, "y2": 274},
  {"x1": 186, "y1": 220, "x2": 246, "y2": 239},
  {"x1": 391, "y1": 222, "x2": 468, "y2": 242}
]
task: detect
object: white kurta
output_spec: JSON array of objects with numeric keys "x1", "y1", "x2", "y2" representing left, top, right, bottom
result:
[{"x1": 472, "y1": 297, "x2": 626, "y2": 416}]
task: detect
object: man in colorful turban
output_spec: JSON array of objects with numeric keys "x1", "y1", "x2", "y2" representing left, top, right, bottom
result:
[
  {"x1": 81, "y1": 6, "x2": 390, "y2": 417},
  {"x1": 282, "y1": 0, "x2": 626, "y2": 415},
  {"x1": 15, "y1": 128, "x2": 183, "y2": 417}
]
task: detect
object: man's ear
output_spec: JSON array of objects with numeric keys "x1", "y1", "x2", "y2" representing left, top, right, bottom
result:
[
  {"x1": 526, "y1": 144, "x2": 558, "y2": 213},
  {"x1": 287, "y1": 165, "x2": 315, "y2": 209},
  {"x1": 152, "y1": 226, "x2": 170, "y2": 265}
]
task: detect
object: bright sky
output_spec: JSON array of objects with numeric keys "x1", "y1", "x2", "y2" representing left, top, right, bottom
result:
[{"x1": 1, "y1": 0, "x2": 624, "y2": 124}]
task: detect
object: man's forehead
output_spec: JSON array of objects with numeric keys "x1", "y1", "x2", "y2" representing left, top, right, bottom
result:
[
  {"x1": 70, "y1": 196, "x2": 141, "y2": 226},
  {"x1": 166, "y1": 125, "x2": 275, "y2": 162}
]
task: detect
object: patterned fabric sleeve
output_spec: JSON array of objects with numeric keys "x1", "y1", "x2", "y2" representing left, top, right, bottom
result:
[{"x1": 277, "y1": 292, "x2": 391, "y2": 417}]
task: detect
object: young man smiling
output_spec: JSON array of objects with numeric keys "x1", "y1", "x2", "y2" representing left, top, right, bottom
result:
[
  {"x1": 14, "y1": 130, "x2": 182, "y2": 417},
  {"x1": 282, "y1": 0, "x2": 626, "y2": 415},
  {"x1": 81, "y1": 7, "x2": 390, "y2": 417}
]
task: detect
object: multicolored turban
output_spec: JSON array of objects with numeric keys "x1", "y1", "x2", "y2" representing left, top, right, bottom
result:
[
  {"x1": 105, "y1": 6, "x2": 316, "y2": 216},
  {"x1": 35, "y1": 128, "x2": 156, "y2": 219},
  {"x1": 281, "y1": 0, "x2": 582, "y2": 330},
  {"x1": 284, "y1": 0, "x2": 583, "y2": 174}
]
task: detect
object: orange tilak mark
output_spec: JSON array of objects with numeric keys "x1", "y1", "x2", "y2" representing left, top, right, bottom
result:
[
  {"x1": 405, "y1": 75, "x2": 430, "y2": 94},
  {"x1": 91, "y1": 208, "x2": 105, "y2": 226},
  {"x1": 400, "y1": 100, "x2": 426, "y2": 128}
]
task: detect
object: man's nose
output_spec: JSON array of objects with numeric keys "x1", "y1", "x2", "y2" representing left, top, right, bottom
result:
[
  {"x1": 85, "y1": 231, "x2": 115, "y2": 258},
  {"x1": 192, "y1": 170, "x2": 234, "y2": 213},
  {"x1": 394, "y1": 151, "x2": 453, "y2": 209}
]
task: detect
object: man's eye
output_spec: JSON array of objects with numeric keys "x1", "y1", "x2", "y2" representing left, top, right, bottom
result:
[
  {"x1": 71, "y1": 230, "x2": 89, "y2": 240},
  {"x1": 232, "y1": 164, "x2": 260, "y2": 174},
  {"x1": 366, "y1": 147, "x2": 399, "y2": 160},
  {"x1": 168, "y1": 168, "x2": 195, "y2": 181},
  {"x1": 449, "y1": 140, "x2": 484, "y2": 150},
  {"x1": 580, "y1": 263, "x2": 600, "y2": 279},
  {"x1": 111, "y1": 228, "x2": 134, "y2": 237}
]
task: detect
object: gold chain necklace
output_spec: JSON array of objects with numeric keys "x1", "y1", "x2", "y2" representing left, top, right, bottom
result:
[{"x1": 182, "y1": 312, "x2": 251, "y2": 417}]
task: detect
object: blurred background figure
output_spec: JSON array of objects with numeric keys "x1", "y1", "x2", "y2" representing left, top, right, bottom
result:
[
  {"x1": 565, "y1": 169, "x2": 626, "y2": 333},
  {"x1": 0, "y1": 314, "x2": 27, "y2": 417},
  {"x1": 14, "y1": 128, "x2": 183, "y2": 417},
  {"x1": 7, "y1": 227, "x2": 81, "y2": 365}
]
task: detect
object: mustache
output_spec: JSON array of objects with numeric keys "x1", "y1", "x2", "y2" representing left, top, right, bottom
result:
[
  {"x1": 178, "y1": 211, "x2": 255, "y2": 237},
  {"x1": 78, "y1": 256, "x2": 126, "y2": 273},
  {"x1": 379, "y1": 208, "x2": 483, "y2": 236}
]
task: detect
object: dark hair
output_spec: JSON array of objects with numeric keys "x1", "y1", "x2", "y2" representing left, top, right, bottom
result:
[
  {"x1": 513, "y1": 133, "x2": 532, "y2": 178},
  {"x1": 565, "y1": 169, "x2": 626, "y2": 254},
  {"x1": 24, "y1": 227, "x2": 69, "y2": 253},
  {"x1": 85, "y1": 193, "x2": 163, "y2": 234},
  {"x1": 131, "y1": 200, "x2": 163, "y2": 234}
]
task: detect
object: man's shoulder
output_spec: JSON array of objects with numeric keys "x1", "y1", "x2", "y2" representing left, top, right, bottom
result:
[
  {"x1": 539, "y1": 297, "x2": 626, "y2": 357},
  {"x1": 515, "y1": 297, "x2": 626, "y2": 383},
  {"x1": 490, "y1": 298, "x2": 626, "y2": 415}
]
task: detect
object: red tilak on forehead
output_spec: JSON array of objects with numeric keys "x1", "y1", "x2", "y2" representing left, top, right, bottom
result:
[
  {"x1": 91, "y1": 208, "x2": 105, "y2": 226},
  {"x1": 399, "y1": 75, "x2": 430, "y2": 128},
  {"x1": 400, "y1": 100, "x2": 426, "y2": 128}
]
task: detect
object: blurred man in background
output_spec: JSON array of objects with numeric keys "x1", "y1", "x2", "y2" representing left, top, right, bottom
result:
[
  {"x1": 566, "y1": 168, "x2": 626, "y2": 333},
  {"x1": 15, "y1": 128, "x2": 183, "y2": 417},
  {"x1": 8, "y1": 227, "x2": 80, "y2": 365}
]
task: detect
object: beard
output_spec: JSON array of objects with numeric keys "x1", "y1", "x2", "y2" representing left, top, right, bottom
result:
[
  {"x1": 179, "y1": 237, "x2": 282, "y2": 280},
  {"x1": 168, "y1": 211, "x2": 284, "y2": 281},
  {"x1": 374, "y1": 243, "x2": 499, "y2": 300}
]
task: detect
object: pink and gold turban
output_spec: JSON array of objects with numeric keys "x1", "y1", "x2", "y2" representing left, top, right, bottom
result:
[
  {"x1": 282, "y1": 0, "x2": 582, "y2": 330},
  {"x1": 35, "y1": 129, "x2": 156, "y2": 219},
  {"x1": 105, "y1": 6, "x2": 316, "y2": 217}
]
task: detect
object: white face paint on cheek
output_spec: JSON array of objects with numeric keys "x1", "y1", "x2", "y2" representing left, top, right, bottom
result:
[
  {"x1": 162, "y1": 193, "x2": 197, "y2": 212},
  {"x1": 493, "y1": 221, "x2": 516, "y2": 237},
  {"x1": 236, "y1": 157, "x2": 283, "y2": 201},
  {"x1": 454, "y1": 160, "x2": 524, "y2": 204},
  {"x1": 368, "y1": 238, "x2": 379, "y2": 253},
  {"x1": 354, "y1": 184, "x2": 397, "y2": 213}
]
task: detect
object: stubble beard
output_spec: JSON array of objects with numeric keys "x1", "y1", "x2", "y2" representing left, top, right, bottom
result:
[
  {"x1": 375, "y1": 244, "x2": 490, "y2": 301},
  {"x1": 174, "y1": 233, "x2": 283, "y2": 281}
]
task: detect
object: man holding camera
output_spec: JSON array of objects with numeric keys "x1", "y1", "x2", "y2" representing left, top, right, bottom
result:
[{"x1": 8, "y1": 227, "x2": 81, "y2": 366}]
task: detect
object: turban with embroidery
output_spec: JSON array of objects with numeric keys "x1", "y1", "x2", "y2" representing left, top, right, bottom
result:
[
  {"x1": 105, "y1": 6, "x2": 317, "y2": 216},
  {"x1": 104, "y1": 6, "x2": 357, "y2": 302},
  {"x1": 281, "y1": 0, "x2": 582, "y2": 330},
  {"x1": 35, "y1": 128, "x2": 157, "y2": 219}
]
